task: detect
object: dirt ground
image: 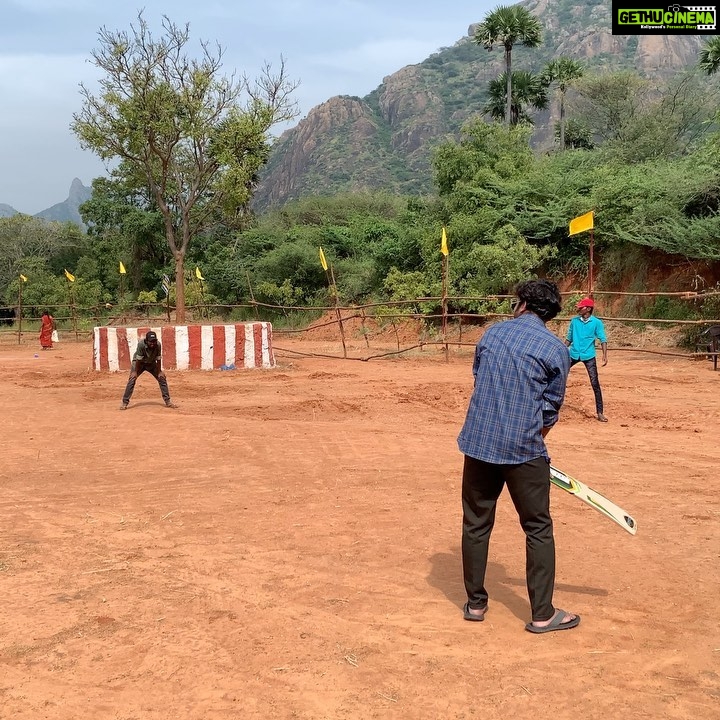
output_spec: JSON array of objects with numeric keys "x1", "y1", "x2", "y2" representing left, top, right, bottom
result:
[{"x1": 1, "y1": 332, "x2": 718, "y2": 720}]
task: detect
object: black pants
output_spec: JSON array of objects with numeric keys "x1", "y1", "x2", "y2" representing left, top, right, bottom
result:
[
  {"x1": 461, "y1": 455, "x2": 556, "y2": 621},
  {"x1": 571, "y1": 357, "x2": 603, "y2": 414},
  {"x1": 122, "y1": 361, "x2": 170, "y2": 405}
]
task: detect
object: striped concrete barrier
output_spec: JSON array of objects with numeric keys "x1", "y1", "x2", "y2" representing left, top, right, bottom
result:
[{"x1": 93, "y1": 323, "x2": 275, "y2": 372}]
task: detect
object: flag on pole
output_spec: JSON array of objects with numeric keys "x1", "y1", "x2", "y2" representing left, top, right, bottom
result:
[
  {"x1": 64, "y1": 269, "x2": 75, "y2": 282},
  {"x1": 319, "y1": 247, "x2": 328, "y2": 271},
  {"x1": 569, "y1": 211, "x2": 594, "y2": 236},
  {"x1": 195, "y1": 266, "x2": 204, "y2": 281},
  {"x1": 19, "y1": 274, "x2": 27, "y2": 282},
  {"x1": 119, "y1": 261, "x2": 126, "y2": 274},
  {"x1": 441, "y1": 227, "x2": 449, "y2": 256},
  {"x1": 161, "y1": 274, "x2": 171, "y2": 297}
]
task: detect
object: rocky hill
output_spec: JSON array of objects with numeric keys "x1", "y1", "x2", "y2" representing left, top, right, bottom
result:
[
  {"x1": 254, "y1": 0, "x2": 706, "y2": 211},
  {"x1": 34, "y1": 178, "x2": 91, "y2": 226},
  {"x1": 0, "y1": 178, "x2": 91, "y2": 226}
]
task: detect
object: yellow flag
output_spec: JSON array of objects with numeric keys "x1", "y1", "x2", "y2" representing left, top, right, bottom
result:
[
  {"x1": 569, "y1": 211, "x2": 594, "y2": 236},
  {"x1": 319, "y1": 247, "x2": 328, "y2": 271},
  {"x1": 195, "y1": 266, "x2": 204, "y2": 281},
  {"x1": 441, "y1": 227, "x2": 449, "y2": 256},
  {"x1": 64, "y1": 269, "x2": 75, "y2": 282},
  {"x1": 119, "y1": 261, "x2": 126, "y2": 275},
  {"x1": 19, "y1": 274, "x2": 27, "y2": 282}
]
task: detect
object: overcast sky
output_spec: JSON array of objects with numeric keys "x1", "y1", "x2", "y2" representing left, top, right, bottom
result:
[{"x1": 0, "y1": 0, "x2": 497, "y2": 214}]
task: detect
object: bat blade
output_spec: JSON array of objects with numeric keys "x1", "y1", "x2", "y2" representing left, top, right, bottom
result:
[{"x1": 550, "y1": 466, "x2": 637, "y2": 535}]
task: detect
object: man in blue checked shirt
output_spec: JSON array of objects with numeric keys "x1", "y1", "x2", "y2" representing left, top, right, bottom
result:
[{"x1": 458, "y1": 279, "x2": 580, "y2": 634}]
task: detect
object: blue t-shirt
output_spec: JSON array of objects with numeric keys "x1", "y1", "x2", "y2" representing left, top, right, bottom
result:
[
  {"x1": 457, "y1": 313, "x2": 570, "y2": 464},
  {"x1": 566, "y1": 315, "x2": 607, "y2": 361}
]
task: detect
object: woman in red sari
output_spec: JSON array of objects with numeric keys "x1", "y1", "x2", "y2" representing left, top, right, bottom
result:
[{"x1": 39, "y1": 310, "x2": 56, "y2": 350}]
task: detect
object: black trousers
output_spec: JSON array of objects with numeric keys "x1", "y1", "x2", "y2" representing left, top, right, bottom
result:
[
  {"x1": 122, "y1": 361, "x2": 170, "y2": 405},
  {"x1": 461, "y1": 454, "x2": 556, "y2": 621},
  {"x1": 571, "y1": 357, "x2": 604, "y2": 414}
]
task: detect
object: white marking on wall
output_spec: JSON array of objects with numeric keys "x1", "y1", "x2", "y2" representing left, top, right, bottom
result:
[
  {"x1": 93, "y1": 327, "x2": 100, "y2": 369},
  {"x1": 261, "y1": 323, "x2": 271, "y2": 367},
  {"x1": 225, "y1": 325, "x2": 236, "y2": 366},
  {"x1": 244, "y1": 323, "x2": 256, "y2": 368},
  {"x1": 93, "y1": 323, "x2": 274, "y2": 371},
  {"x1": 107, "y1": 328, "x2": 119, "y2": 372},
  {"x1": 127, "y1": 328, "x2": 140, "y2": 361},
  {"x1": 201, "y1": 325, "x2": 214, "y2": 370},
  {"x1": 175, "y1": 325, "x2": 190, "y2": 370}
]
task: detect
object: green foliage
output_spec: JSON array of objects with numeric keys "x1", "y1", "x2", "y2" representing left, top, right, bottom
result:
[
  {"x1": 71, "y1": 11, "x2": 297, "y2": 318},
  {"x1": 460, "y1": 225, "x2": 555, "y2": 298},
  {"x1": 0, "y1": 215, "x2": 88, "y2": 296},
  {"x1": 484, "y1": 71, "x2": 549, "y2": 125},
  {"x1": 383, "y1": 269, "x2": 438, "y2": 314},
  {"x1": 556, "y1": 119, "x2": 594, "y2": 150},
  {"x1": 473, "y1": 4, "x2": 544, "y2": 128},
  {"x1": 254, "y1": 279, "x2": 304, "y2": 308},
  {"x1": 570, "y1": 70, "x2": 719, "y2": 162},
  {"x1": 433, "y1": 121, "x2": 534, "y2": 199},
  {"x1": 253, "y1": 241, "x2": 327, "y2": 301},
  {"x1": 698, "y1": 37, "x2": 720, "y2": 75},
  {"x1": 643, "y1": 296, "x2": 698, "y2": 321}
]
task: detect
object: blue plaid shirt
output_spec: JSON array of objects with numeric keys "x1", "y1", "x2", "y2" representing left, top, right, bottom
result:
[{"x1": 458, "y1": 313, "x2": 570, "y2": 464}]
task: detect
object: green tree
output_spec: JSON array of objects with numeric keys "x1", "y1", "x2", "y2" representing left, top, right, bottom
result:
[
  {"x1": 570, "y1": 71, "x2": 718, "y2": 161},
  {"x1": 0, "y1": 215, "x2": 86, "y2": 297},
  {"x1": 698, "y1": 37, "x2": 720, "y2": 75},
  {"x1": 473, "y1": 5, "x2": 543, "y2": 128},
  {"x1": 79, "y1": 176, "x2": 167, "y2": 295},
  {"x1": 71, "y1": 12, "x2": 297, "y2": 321},
  {"x1": 541, "y1": 57, "x2": 584, "y2": 151},
  {"x1": 556, "y1": 118, "x2": 594, "y2": 150},
  {"x1": 433, "y1": 120, "x2": 534, "y2": 200},
  {"x1": 484, "y1": 71, "x2": 548, "y2": 125}
]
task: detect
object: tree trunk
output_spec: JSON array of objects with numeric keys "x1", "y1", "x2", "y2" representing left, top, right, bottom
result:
[
  {"x1": 174, "y1": 251, "x2": 185, "y2": 323},
  {"x1": 560, "y1": 92, "x2": 566, "y2": 151},
  {"x1": 505, "y1": 47, "x2": 512, "y2": 128}
]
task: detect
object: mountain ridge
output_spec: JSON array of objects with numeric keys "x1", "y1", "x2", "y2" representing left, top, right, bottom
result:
[
  {"x1": 254, "y1": 0, "x2": 707, "y2": 210},
  {"x1": 0, "y1": 178, "x2": 91, "y2": 225}
]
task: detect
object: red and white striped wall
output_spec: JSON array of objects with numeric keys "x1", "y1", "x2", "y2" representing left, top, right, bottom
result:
[{"x1": 93, "y1": 323, "x2": 275, "y2": 372}]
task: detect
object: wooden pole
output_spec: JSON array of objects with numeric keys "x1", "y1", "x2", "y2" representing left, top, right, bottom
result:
[
  {"x1": 67, "y1": 279, "x2": 78, "y2": 341},
  {"x1": 329, "y1": 264, "x2": 347, "y2": 358},
  {"x1": 17, "y1": 282, "x2": 23, "y2": 345},
  {"x1": 588, "y1": 228, "x2": 595, "y2": 297},
  {"x1": 441, "y1": 252, "x2": 449, "y2": 362},
  {"x1": 198, "y1": 280, "x2": 208, "y2": 320},
  {"x1": 246, "y1": 270, "x2": 260, "y2": 320},
  {"x1": 359, "y1": 307, "x2": 370, "y2": 349}
]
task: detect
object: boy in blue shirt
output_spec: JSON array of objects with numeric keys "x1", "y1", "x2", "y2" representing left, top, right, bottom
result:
[{"x1": 565, "y1": 297, "x2": 608, "y2": 422}]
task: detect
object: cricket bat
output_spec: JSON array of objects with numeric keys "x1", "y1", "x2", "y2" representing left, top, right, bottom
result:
[{"x1": 550, "y1": 466, "x2": 637, "y2": 535}]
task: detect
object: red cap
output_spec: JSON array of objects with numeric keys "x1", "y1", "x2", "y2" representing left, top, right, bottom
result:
[{"x1": 577, "y1": 298, "x2": 595, "y2": 309}]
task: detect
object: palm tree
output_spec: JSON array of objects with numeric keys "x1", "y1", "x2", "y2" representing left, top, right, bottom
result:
[
  {"x1": 542, "y1": 57, "x2": 584, "y2": 151},
  {"x1": 484, "y1": 71, "x2": 549, "y2": 125},
  {"x1": 698, "y1": 37, "x2": 720, "y2": 75},
  {"x1": 474, "y1": 5, "x2": 543, "y2": 128}
]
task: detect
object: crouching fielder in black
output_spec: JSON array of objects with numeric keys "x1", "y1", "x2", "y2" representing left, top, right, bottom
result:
[{"x1": 120, "y1": 331, "x2": 177, "y2": 410}]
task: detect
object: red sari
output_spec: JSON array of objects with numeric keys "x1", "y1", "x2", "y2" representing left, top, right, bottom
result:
[{"x1": 40, "y1": 313, "x2": 54, "y2": 349}]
